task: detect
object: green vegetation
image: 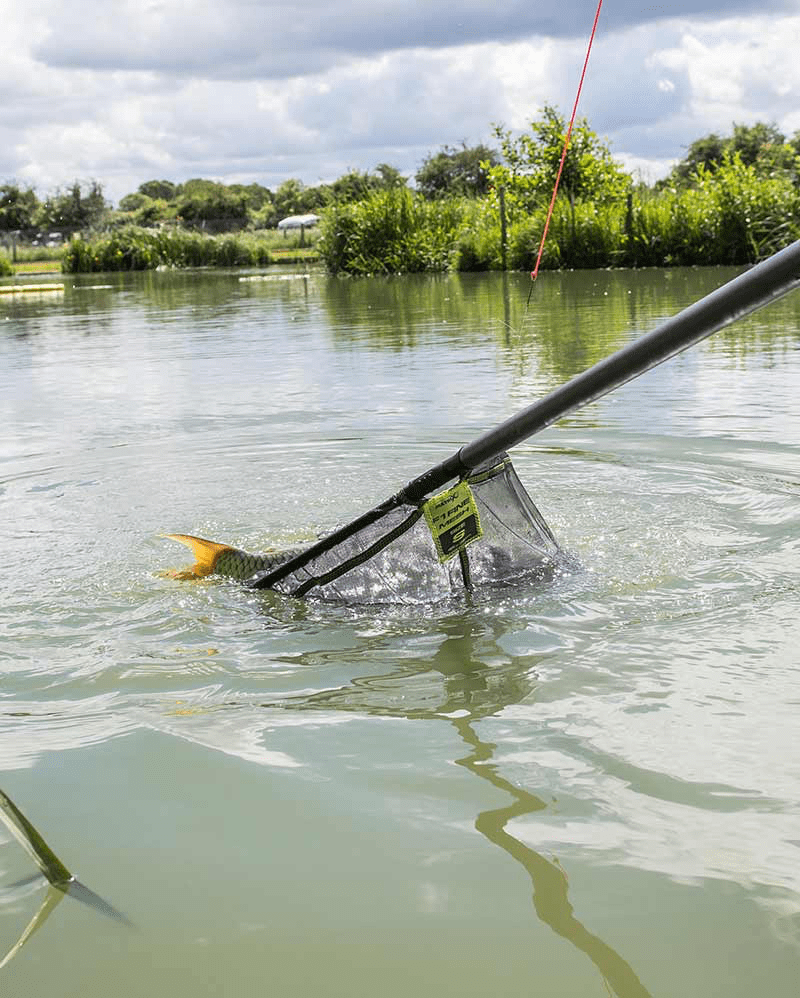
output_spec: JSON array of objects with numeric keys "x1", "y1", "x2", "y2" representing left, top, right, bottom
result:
[
  {"x1": 321, "y1": 143, "x2": 799, "y2": 275},
  {"x1": 490, "y1": 105, "x2": 632, "y2": 211},
  {"x1": 62, "y1": 226, "x2": 276, "y2": 272},
  {"x1": 3, "y1": 111, "x2": 799, "y2": 275},
  {"x1": 0, "y1": 253, "x2": 12, "y2": 276},
  {"x1": 319, "y1": 189, "x2": 473, "y2": 274},
  {"x1": 659, "y1": 121, "x2": 799, "y2": 189},
  {"x1": 415, "y1": 142, "x2": 499, "y2": 199}
]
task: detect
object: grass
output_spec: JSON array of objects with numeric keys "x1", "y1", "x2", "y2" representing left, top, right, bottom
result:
[
  {"x1": 11, "y1": 260, "x2": 63, "y2": 274},
  {"x1": 1, "y1": 241, "x2": 64, "y2": 275},
  {"x1": 270, "y1": 246, "x2": 320, "y2": 263}
]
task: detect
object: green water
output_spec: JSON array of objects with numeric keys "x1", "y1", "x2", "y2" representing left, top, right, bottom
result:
[{"x1": 1, "y1": 266, "x2": 799, "y2": 997}]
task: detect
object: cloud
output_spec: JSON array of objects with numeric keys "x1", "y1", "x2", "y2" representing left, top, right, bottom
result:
[
  {"x1": 29, "y1": 0, "x2": 800, "y2": 80},
  {"x1": 3, "y1": 2, "x2": 800, "y2": 202}
]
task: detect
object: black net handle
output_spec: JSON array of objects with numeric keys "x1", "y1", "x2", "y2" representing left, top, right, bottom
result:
[
  {"x1": 403, "y1": 239, "x2": 800, "y2": 502},
  {"x1": 250, "y1": 240, "x2": 800, "y2": 590}
]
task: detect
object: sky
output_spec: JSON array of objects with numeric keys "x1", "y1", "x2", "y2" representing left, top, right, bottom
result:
[{"x1": 2, "y1": 0, "x2": 799, "y2": 205}]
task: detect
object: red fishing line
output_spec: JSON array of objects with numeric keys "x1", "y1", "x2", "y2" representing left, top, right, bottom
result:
[{"x1": 530, "y1": 0, "x2": 604, "y2": 283}]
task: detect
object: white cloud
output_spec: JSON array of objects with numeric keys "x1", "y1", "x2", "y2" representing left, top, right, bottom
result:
[
  {"x1": 27, "y1": 0, "x2": 800, "y2": 81},
  {"x1": 2, "y1": 3, "x2": 799, "y2": 203}
]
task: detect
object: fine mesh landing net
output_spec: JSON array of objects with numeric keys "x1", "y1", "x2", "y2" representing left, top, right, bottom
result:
[{"x1": 250, "y1": 456, "x2": 563, "y2": 604}]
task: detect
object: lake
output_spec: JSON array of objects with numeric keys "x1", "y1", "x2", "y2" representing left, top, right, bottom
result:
[{"x1": 1, "y1": 263, "x2": 799, "y2": 997}]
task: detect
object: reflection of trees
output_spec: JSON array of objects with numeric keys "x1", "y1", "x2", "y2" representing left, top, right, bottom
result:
[
  {"x1": 57, "y1": 270, "x2": 315, "y2": 327},
  {"x1": 263, "y1": 613, "x2": 653, "y2": 998},
  {"x1": 0, "y1": 884, "x2": 65, "y2": 970},
  {"x1": 320, "y1": 267, "x2": 796, "y2": 388}
]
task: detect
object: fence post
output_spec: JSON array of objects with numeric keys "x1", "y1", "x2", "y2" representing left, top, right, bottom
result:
[
  {"x1": 624, "y1": 192, "x2": 634, "y2": 267},
  {"x1": 498, "y1": 186, "x2": 507, "y2": 271}
]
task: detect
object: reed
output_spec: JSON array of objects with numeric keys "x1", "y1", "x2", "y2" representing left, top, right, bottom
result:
[
  {"x1": 0, "y1": 787, "x2": 129, "y2": 931},
  {"x1": 319, "y1": 189, "x2": 467, "y2": 275},
  {"x1": 62, "y1": 226, "x2": 276, "y2": 272},
  {"x1": 453, "y1": 161, "x2": 799, "y2": 273}
]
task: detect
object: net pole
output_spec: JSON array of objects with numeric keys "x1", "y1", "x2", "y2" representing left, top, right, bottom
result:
[{"x1": 416, "y1": 239, "x2": 800, "y2": 493}]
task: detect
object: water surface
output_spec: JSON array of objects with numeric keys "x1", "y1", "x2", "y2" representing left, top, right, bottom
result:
[{"x1": 1, "y1": 265, "x2": 799, "y2": 996}]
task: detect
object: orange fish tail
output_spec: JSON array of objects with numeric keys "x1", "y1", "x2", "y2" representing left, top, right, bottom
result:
[{"x1": 163, "y1": 534, "x2": 234, "y2": 579}]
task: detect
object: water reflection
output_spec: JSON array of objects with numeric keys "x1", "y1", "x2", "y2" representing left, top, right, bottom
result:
[
  {"x1": 319, "y1": 267, "x2": 800, "y2": 388},
  {"x1": 265, "y1": 614, "x2": 653, "y2": 998},
  {"x1": 0, "y1": 883, "x2": 65, "y2": 970}
]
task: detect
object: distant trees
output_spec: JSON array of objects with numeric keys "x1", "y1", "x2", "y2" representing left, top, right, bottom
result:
[
  {"x1": 0, "y1": 183, "x2": 38, "y2": 231},
  {"x1": 374, "y1": 163, "x2": 407, "y2": 190},
  {"x1": 37, "y1": 181, "x2": 109, "y2": 233},
  {"x1": 415, "y1": 142, "x2": 499, "y2": 199},
  {"x1": 138, "y1": 179, "x2": 177, "y2": 201},
  {"x1": 270, "y1": 178, "x2": 327, "y2": 221},
  {"x1": 662, "y1": 122, "x2": 800, "y2": 188},
  {"x1": 174, "y1": 179, "x2": 250, "y2": 231},
  {"x1": 0, "y1": 180, "x2": 108, "y2": 234}
]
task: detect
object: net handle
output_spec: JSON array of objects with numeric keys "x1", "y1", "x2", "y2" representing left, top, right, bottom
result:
[{"x1": 404, "y1": 239, "x2": 800, "y2": 500}]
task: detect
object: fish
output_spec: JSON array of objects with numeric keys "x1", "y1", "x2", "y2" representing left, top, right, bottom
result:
[{"x1": 164, "y1": 533, "x2": 302, "y2": 581}]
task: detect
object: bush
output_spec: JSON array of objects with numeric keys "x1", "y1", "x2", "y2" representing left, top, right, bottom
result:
[
  {"x1": 62, "y1": 226, "x2": 275, "y2": 272},
  {"x1": 695, "y1": 154, "x2": 799, "y2": 263},
  {"x1": 0, "y1": 252, "x2": 12, "y2": 276}
]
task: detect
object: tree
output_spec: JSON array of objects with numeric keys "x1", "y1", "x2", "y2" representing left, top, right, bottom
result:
[
  {"x1": 327, "y1": 170, "x2": 378, "y2": 203},
  {"x1": 175, "y1": 179, "x2": 249, "y2": 230},
  {"x1": 663, "y1": 121, "x2": 798, "y2": 189},
  {"x1": 0, "y1": 183, "x2": 39, "y2": 231},
  {"x1": 415, "y1": 142, "x2": 499, "y2": 199},
  {"x1": 663, "y1": 133, "x2": 727, "y2": 187},
  {"x1": 272, "y1": 178, "x2": 328, "y2": 219},
  {"x1": 118, "y1": 192, "x2": 149, "y2": 213},
  {"x1": 374, "y1": 164, "x2": 408, "y2": 190},
  {"x1": 37, "y1": 181, "x2": 109, "y2": 232},
  {"x1": 325, "y1": 166, "x2": 408, "y2": 204},
  {"x1": 138, "y1": 179, "x2": 177, "y2": 201},
  {"x1": 228, "y1": 182, "x2": 273, "y2": 212},
  {"x1": 117, "y1": 192, "x2": 172, "y2": 226},
  {"x1": 491, "y1": 105, "x2": 631, "y2": 210},
  {"x1": 730, "y1": 122, "x2": 789, "y2": 168}
]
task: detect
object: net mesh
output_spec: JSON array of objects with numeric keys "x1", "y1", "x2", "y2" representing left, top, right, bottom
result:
[{"x1": 252, "y1": 456, "x2": 564, "y2": 604}]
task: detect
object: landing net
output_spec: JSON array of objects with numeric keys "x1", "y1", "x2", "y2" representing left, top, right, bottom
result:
[{"x1": 249, "y1": 456, "x2": 563, "y2": 604}]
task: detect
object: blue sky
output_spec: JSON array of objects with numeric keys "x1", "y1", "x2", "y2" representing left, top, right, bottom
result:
[{"x1": 2, "y1": 0, "x2": 799, "y2": 203}]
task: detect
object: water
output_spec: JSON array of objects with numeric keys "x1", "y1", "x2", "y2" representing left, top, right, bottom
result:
[{"x1": 1, "y1": 265, "x2": 799, "y2": 997}]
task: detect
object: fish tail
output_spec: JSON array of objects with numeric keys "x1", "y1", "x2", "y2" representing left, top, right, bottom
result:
[{"x1": 162, "y1": 534, "x2": 234, "y2": 579}]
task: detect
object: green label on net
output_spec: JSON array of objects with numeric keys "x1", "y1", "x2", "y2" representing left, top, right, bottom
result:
[{"x1": 423, "y1": 481, "x2": 483, "y2": 563}]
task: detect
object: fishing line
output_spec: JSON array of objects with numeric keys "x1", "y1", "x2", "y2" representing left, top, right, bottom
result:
[{"x1": 527, "y1": 0, "x2": 605, "y2": 307}]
